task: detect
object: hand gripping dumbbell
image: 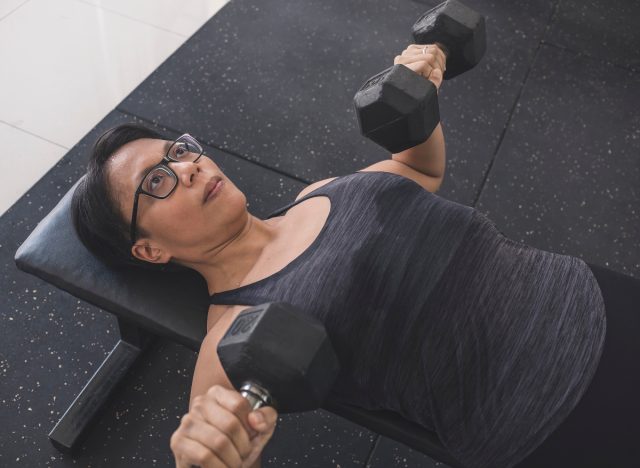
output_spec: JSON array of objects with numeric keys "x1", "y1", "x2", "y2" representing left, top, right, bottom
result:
[
  {"x1": 353, "y1": 0, "x2": 486, "y2": 154},
  {"x1": 217, "y1": 302, "x2": 340, "y2": 413}
]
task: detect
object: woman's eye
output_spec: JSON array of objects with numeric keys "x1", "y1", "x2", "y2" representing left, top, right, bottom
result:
[
  {"x1": 147, "y1": 174, "x2": 165, "y2": 192},
  {"x1": 174, "y1": 145, "x2": 188, "y2": 158}
]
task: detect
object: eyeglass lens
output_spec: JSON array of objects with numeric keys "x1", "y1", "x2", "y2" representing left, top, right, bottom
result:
[
  {"x1": 141, "y1": 136, "x2": 203, "y2": 197},
  {"x1": 142, "y1": 166, "x2": 177, "y2": 197}
]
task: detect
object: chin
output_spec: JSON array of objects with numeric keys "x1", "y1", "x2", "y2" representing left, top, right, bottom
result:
[
  {"x1": 231, "y1": 188, "x2": 248, "y2": 210},
  {"x1": 222, "y1": 190, "x2": 250, "y2": 220}
]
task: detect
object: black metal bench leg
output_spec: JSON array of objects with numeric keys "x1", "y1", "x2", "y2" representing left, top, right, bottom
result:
[{"x1": 48, "y1": 318, "x2": 152, "y2": 453}]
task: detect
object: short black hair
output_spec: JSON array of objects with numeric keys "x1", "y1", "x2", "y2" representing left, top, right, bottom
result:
[{"x1": 71, "y1": 122, "x2": 177, "y2": 270}]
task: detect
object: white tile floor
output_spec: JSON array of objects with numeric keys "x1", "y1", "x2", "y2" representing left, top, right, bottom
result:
[{"x1": 0, "y1": 0, "x2": 229, "y2": 216}]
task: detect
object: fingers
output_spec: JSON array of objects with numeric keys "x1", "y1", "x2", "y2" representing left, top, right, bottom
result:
[
  {"x1": 192, "y1": 387, "x2": 253, "y2": 457},
  {"x1": 171, "y1": 430, "x2": 226, "y2": 468},
  {"x1": 412, "y1": 43, "x2": 447, "y2": 71},
  {"x1": 395, "y1": 44, "x2": 446, "y2": 74},
  {"x1": 185, "y1": 413, "x2": 247, "y2": 467},
  {"x1": 171, "y1": 385, "x2": 255, "y2": 468},
  {"x1": 393, "y1": 44, "x2": 447, "y2": 90},
  {"x1": 170, "y1": 385, "x2": 279, "y2": 468},
  {"x1": 429, "y1": 67, "x2": 443, "y2": 91},
  {"x1": 209, "y1": 385, "x2": 253, "y2": 433},
  {"x1": 430, "y1": 44, "x2": 447, "y2": 72}
]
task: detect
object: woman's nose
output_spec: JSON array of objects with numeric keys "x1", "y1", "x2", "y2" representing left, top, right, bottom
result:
[{"x1": 173, "y1": 161, "x2": 200, "y2": 186}]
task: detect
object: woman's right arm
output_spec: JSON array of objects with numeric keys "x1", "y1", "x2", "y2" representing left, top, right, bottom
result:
[{"x1": 170, "y1": 310, "x2": 278, "y2": 468}]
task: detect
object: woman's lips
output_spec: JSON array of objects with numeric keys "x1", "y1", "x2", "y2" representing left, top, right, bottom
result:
[{"x1": 204, "y1": 178, "x2": 223, "y2": 203}]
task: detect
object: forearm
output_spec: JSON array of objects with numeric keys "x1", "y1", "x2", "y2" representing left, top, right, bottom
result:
[{"x1": 391, "y1": 122, "x2": 446, "y2": 179}]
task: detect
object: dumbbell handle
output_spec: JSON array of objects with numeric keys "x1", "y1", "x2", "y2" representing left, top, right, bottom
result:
[{"x1": 240, "y1": 382, "x2": 272, "y2": 410}]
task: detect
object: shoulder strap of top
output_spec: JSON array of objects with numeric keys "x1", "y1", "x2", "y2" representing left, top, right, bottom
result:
[
  {"x1": 208, "y1": 290, "x2": 275, "y2": 307},
  {"x1": 265, "y1": 175, "x2": 344, "y2": 219},
  {"x1": 211, "y1": 174, "x2": 348, "y2": 306}
]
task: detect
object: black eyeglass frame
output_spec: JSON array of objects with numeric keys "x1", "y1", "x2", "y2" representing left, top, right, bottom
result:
[{"x1": 129, "y1": 134, "x2": 204, "y2": 247}]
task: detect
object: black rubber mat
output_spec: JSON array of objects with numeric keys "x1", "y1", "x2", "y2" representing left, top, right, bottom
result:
[
  {"x1": 546, "y1": 0, "x2": 640, "y2": 71},
  {"x1": 476, "y1": 44, "x2": 640, "y2": 277}
]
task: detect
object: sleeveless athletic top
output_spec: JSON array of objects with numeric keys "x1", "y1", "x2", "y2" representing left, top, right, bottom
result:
[{"x1": 210, "y1": 171, "x2": 606, "y2": 468}]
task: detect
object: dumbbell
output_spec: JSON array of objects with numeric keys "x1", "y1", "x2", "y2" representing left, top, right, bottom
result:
[
  {"x1": 217, "y1": 302, "x2": 340, "y2": 413},
  {"x1": 353, "y1": 0, "x2": 486, "y2": 154}
]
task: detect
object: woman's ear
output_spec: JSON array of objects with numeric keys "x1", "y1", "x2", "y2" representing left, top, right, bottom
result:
[{"x1": 131, "y1": 240, "x2": 171, "y2": 264}]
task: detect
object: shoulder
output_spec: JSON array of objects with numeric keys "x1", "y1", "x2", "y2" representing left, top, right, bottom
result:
[
  {"x1": 207, "y1": 303, "x2": 251, "y2": 332},
  {"x1": 357, "y1": 159, "x2": 442, "y2": 193},
  {"x1": 294, "y1": 159, "x2": 442, "y2": 201},
  {"x1": 294, "y1": 176, "x2": 340, "y2": 201}
]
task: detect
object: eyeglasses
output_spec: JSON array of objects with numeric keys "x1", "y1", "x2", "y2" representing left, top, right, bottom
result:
[{"x1": 130, "y1": 133, "x2": 204, "y2": 246}]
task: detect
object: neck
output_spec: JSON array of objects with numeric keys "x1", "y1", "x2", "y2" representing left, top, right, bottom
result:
[{"x1": 183, "y1": 214, "x2": 284, "y2": 295}]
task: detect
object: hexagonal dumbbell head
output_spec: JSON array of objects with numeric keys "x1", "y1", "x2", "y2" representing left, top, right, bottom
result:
[
  {"x1": 354, "y1": 64, "x2": 440, "y2": 154},
  {"x1": 412, "y1": 0, "x2": 486, "y2": 79},
  {"x1": 217, "y1": 302, "x2": 341, "y2": 413}
]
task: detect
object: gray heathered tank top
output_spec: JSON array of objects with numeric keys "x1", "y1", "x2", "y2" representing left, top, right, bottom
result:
[{"x1": 210, "y1": 171, "x2": 606, "y2": 468}]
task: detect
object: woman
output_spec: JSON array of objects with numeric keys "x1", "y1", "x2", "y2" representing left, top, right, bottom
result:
[{"x1": 71, "y1": 45, "x2": 610, "y2": 468}]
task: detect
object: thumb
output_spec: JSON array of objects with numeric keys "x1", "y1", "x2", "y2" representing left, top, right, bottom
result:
[
  {"x1": 430, "y1": 68, "x2": 443, "y2": 90},
  {"x1": 249, "y1": 407, "x2": 277, "y2": 433}
]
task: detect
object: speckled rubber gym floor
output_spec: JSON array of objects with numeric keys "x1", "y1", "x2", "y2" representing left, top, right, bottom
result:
[{"x1": 2, "y1": 0, "x2": 638, "y2": 466}]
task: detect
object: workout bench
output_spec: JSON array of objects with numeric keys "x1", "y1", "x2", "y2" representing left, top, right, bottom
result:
[{"x1": 14, "y1": 179, "x2": 639, "y2": 468}]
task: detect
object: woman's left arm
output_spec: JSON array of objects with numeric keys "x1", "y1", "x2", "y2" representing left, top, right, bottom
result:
[
  {"x1": 391, "y1": 122, "x2": 446, "y2": 179},
  {"x1": 390, "y1": 44, "x2": 447, "y2": 182}
]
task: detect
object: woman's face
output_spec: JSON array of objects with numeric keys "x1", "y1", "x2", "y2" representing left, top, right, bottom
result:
[{"x1": 107, "y1": 137, "x2": 248, "y2": 264}]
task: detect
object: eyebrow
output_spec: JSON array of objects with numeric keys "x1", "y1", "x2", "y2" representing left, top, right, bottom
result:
[{"x1": 135, "y1": 140, "x2": 173, "y2": 183}]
